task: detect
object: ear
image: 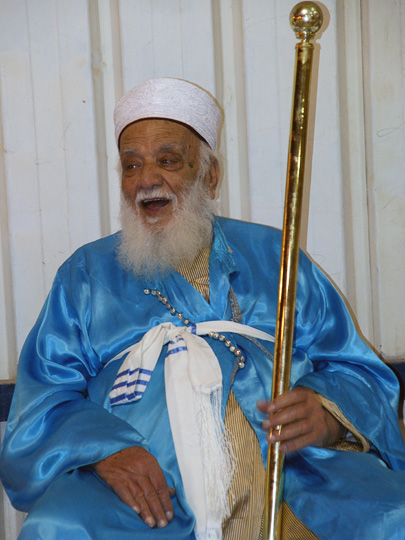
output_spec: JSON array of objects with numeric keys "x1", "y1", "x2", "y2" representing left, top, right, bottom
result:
[{"x1": 205, "y1": 158, "x2": 220, "y2": 199}]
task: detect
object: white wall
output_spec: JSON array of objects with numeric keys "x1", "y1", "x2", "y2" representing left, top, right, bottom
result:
[
  {"x1": 361, "y1": 0, "x2": 405, "y2": 357},
  {"x1": 1, "y1": 0, "x2": 405, "y2": 384}
]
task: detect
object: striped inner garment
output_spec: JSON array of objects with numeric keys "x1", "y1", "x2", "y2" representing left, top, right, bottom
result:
[{"x1": 176, "y1": 246, "x2": 320, "y2": 539}]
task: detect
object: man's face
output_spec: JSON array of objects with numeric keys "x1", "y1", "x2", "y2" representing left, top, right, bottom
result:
[{"x1": 119, "y1": 119, "x2": 217, "y2": 228}]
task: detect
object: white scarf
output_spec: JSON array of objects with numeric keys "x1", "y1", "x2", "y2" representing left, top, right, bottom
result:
[{"x1": 109, "y1": 321, "x2": 275, "y2": 540}]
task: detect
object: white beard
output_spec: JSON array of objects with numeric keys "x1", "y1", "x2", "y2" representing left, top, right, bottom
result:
[{"x1": 117, "y1": 178, "x2": 218, "y2": 278}]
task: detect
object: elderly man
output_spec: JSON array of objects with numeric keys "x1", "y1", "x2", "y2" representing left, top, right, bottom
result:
[{"x1": 1, "y1": 78, "x2": 405, "y2": 540}]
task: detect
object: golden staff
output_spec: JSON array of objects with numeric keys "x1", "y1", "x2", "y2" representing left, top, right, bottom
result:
[{"x1": 263, "y1": 3, "x2": 324, "y2": 539}]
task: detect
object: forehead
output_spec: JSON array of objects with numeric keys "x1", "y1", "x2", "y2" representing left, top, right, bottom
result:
[{"x1": 119, "y1": 118, "x2": 201, "y2": 155}]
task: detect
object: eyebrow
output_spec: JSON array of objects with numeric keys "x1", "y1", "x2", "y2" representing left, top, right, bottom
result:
[
  {"x1": 120, "y1": 143, "x2": 188, "y2": 157},
  {"x1": 157, "y1": 143, "x2": 188, "y2": 155}
]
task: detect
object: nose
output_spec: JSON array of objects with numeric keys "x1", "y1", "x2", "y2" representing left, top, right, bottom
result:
[{"x1": 137, "y1": 161, "x2": 163, "y2": 191}]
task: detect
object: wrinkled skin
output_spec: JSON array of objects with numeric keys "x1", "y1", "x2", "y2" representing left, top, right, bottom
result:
[
  {"x1": 91, "y1": 447, "x2": 175, "y2": 529},
  {"x1": 119, "y1": 118, "x2": 219, "y2": 228},
  {"x1": 257, "y1": 386, "x2": 345, "y2": 453}
]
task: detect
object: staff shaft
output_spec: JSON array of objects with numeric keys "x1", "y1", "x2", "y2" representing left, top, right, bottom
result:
[{"x1": 263, "y1": 3, "x2": 324, "y2": 538}]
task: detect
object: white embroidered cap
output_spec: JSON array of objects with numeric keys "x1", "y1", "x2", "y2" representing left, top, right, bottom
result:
[{"x1": 114, "y1": 78, "x2": 222, "y2": 150}]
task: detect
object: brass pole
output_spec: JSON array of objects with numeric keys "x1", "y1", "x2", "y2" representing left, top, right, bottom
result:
[{"x1": 263, "y1": 3, "x2": 324, "y2": 540}]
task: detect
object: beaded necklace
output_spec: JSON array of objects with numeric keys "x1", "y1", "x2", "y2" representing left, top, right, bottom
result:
[{"x1": 143, "y1": 287, "x2": 246, "y2": 369}]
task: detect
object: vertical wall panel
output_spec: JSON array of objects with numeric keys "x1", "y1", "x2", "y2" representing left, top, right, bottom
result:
[
  {"x1": 119, "y1": 0, "x2": 155, "y2": 82},
  {"x1": 89, "y1": 0, "x2": 123, "y2": 236},
  {"x1": 150, "y1": 1, "x2": 185, "y2": 75},
  {"x1": 335, "y1": 0, "x2": 373, "y2": 342},
  {"x1": 0, "y1": 0, "x2": 105, "y2": 370},
  {"x1": 119, "y1": 0, "x2": 216, "y2": 90},
  {"x1": 362, "y1": 0, "x2": 405, "y2": 358},
  {"x1": 178, "y1": 0, "x2": 217, "y2": 87},
  {"x1": 26, "y1": 0, "x2": 71, "y2": 287},
  {"x1": 0, "y1": 0, "x2": 47, "y2": 365},
  {"x1": 0, "y1": 92, "x2": 17, "y2": 380},
  {"x1": 212, "y1": 0, "x2": 250, "y2": 221},
  {"x1": 243, "y1": 0, "x2": 347, "y2": 294},
  {"x1": 242, "y1": 0, "x2": 286, "y2": 231},
  {"x1": 57, "y1": 0, "x2": 103, "y2": 246},
  {"x1": 304, "y1": 1, "x2": 347, "y2": 290}
]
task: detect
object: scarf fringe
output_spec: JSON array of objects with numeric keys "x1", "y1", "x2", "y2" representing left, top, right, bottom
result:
[
  {"x1": 196, "y1": 387, "x2": 235, "y2": 526},
  {"x1": 196, "y1": 528, "x2": 224, "y2": 540}
]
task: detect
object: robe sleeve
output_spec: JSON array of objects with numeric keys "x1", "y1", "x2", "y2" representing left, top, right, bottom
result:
[
  {"x1": 317, "y1": 393, "x2": 370, "y2": 451},
  {"x1": 0, "y1": 272, "x2": 148, "y2": 512},
  {"x1": 293, "y1": 252, "x2": 405, "y2": 470}
]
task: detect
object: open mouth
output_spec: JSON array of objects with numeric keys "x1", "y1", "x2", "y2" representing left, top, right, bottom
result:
[{"x1": 141, "y1": 198, "x2": 170, "y2": 211}]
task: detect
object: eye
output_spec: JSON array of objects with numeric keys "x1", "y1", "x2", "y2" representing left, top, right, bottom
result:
[
  {"x1": 122, "y1": 160, "x2": 142, "y2": 173},
  {"x1": 158, "y1": 155, "x2": 183, "y2": 171}
]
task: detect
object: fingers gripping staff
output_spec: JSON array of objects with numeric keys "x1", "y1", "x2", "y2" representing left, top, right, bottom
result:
[{"x1": 257, "y1": 387, "x2": 345, "y2": 452}]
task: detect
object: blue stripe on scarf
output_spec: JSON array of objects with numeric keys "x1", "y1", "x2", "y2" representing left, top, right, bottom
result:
[
  {"x1": 112, "y1": 379, "x2": 149, "y2": 392},
  {"x1": 111, "y1": 335, "x2": 191, "y2": 406},
  {"x1": 166, "y1": 346, "x2": 187, "y2": 356},
  {"x1": 111, "y1": 369, "x2": 153, "y2": 391},
  {"x1": 110, "y1": 389, "x2": 144, "y2": 405},
  {"x1": 114, "y1": 367, "x2": 153, "y2": 380}
]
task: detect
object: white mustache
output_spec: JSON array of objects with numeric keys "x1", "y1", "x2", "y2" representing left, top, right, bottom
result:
[{"x1": 135, "y1": 188, "x2": 177, "y2": 204}]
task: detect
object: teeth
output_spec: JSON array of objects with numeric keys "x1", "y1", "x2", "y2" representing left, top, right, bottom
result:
[{"x1": 143, "y1": 198, "x2": 167, "y2": 203}]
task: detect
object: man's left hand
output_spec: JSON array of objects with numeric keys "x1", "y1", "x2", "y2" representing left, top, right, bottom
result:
[{"x1": 257, "y1": 387, "x2": 345, "y2": 452}]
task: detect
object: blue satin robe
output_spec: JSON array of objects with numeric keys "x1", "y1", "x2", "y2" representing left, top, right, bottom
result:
[{"x1": 1, "y1": 217, "x2": 405, "y2": 540}]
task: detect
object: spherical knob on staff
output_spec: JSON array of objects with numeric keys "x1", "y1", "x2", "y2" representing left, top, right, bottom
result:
[
  {"x1": 263, "y1": 3, "x2": 324, "y2": 540},
  {"x1": 290, "y1": 2, "x2": 323, "y2": 40}
]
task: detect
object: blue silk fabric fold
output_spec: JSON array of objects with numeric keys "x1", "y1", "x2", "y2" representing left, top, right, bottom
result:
[{"x1": 1, "y1": 217, "x2": 405, "y2": 540}]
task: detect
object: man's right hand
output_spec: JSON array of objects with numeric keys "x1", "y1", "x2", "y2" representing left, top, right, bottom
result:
[{"x1": 90, "y1": 446, "x2": 175, "y2": 528}]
